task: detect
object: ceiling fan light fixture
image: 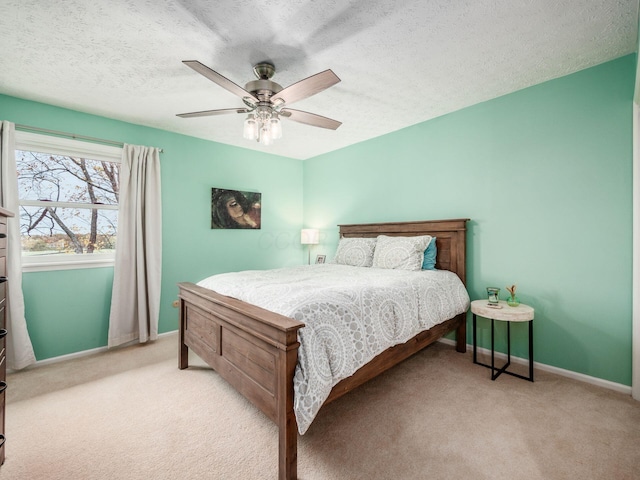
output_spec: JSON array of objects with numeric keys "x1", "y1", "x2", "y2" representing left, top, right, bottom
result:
[
  {"x1": 245, "y1": 105, "x2": 282, "y2": 146},
  {"x1": 270, "y1": 114, "x2": 282, "y2": 139},
  {"x1": 260, "y1": 124, "x2": 273, "y2": 145},
  {"x1": 243, "y1": 114, "x2": 258, "y2": 140}
]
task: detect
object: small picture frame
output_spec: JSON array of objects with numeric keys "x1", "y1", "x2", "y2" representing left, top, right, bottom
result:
[{"x1": 315, "y1": 254, "x2": 326, "y2": 264}]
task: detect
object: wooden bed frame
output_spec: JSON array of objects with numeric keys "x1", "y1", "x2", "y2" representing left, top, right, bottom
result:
[{"x1": 178, "y1": 218, "x2": 469, "y2": 480}]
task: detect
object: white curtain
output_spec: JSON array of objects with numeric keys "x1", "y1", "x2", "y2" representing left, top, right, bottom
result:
[
  {"x1": 0, "y1": 121, "x2": 36, "y2": 369},
  {"x1": 108, "y1": 144, "x2": 162, "y2": 347}
]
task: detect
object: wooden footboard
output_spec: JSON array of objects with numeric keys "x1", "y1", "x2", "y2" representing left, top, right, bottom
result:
[
  {"x1": 178, "y1": 282, "x2": 304, "y2": 479},
  {"x1": 178, "y1": 218, "x2": 469, "y2": 480}
]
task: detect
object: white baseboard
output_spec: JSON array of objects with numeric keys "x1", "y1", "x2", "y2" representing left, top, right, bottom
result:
[
  {"x1": 14, "y1": 331, "x2": 178, "y2": 371},
  {"x1": 438, "y1": 338, "x2": 632, "y2": 396},
  {"x1": 16, "y1": 332, "x2": 633, "y2": 397}
]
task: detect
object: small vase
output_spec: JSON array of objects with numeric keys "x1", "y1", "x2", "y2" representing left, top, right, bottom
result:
[{"x1": 507, "y1": 295, "x2": 520, "y2": 307}]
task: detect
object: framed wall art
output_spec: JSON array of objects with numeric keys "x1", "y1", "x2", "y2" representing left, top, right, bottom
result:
[{"x1": 211, "y1": 188, "x2": 261, "y2": 229}]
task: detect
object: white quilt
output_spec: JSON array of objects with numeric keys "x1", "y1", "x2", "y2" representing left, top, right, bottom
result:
[{"x1": 197, "y1": 264, "x2": 470, "y2": 434}]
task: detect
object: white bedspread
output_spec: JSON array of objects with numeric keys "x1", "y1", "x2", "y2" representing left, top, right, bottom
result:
[{"x1": 197, "y1": 264, "x2": 470, "y2": 434}]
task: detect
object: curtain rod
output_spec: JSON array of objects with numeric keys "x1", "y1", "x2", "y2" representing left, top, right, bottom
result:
[{"x1": 14, "y1": 124, "x2": 164, "y2": 152}]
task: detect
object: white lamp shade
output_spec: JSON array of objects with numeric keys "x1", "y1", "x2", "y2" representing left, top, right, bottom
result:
[{"x1": 300, "y1": 228, "x2": 319, "y2": 245}]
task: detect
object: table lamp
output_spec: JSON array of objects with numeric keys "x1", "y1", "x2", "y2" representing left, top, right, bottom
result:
[{"x1": 300, "y1": 228, "x2": 319, "y2": 264}]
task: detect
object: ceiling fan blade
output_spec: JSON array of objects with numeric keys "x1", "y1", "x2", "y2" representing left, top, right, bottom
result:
[
  {"x1": 280, "y1": 108, "x2": 342, "y2": 130},
  {"x1": 183, "y1": 60, "x2": 259, "y2": 104},
  {"x1": 271, "y1": 70, "x2": 340, "y2": 106},
  {"x1": 176, "y1": 108, "x2": 250, "y2": 118}
]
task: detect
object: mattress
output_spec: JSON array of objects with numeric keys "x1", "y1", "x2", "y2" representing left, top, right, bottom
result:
[{"x1": 198, "y1": 263, "x2": 470, "y2": 433}]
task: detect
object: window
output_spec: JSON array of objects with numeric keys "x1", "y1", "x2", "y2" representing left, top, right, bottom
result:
[{"x1": 15, "y1": 132, "x2": 122, "y2": 271}]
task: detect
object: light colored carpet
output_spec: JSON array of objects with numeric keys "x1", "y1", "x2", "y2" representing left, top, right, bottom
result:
[{"x1": 2, "y1": 333, "x2": 639, "y2": 479}]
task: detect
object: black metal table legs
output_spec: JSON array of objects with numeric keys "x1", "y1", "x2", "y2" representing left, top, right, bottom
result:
[{"x1": 473, "y1": 313, "x2": 534, "y2": 382}]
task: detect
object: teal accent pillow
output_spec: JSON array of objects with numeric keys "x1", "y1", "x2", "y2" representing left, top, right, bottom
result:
[{"x1": 422, "y1": 237, "x2": 437, "y2": 270}]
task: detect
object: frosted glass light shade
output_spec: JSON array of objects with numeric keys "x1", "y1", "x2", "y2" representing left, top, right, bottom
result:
[
  {"x1": 260, "y1": 126, "x2": 273, "y2": 145},
  {"x1": 271, "y1": 117, "x2": 282, "y2": 139},
  {"x1": 243, "y1": 115, "x2": 258, "y2": 140}
]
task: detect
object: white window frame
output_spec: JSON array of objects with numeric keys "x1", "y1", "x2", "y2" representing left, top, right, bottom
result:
[{"x1": 14, "y1": 131, "x2": 122, "y2": 272}]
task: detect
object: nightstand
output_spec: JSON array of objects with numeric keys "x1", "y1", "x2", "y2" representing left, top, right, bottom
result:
[{"x1": 471, "y1": 299, "x2": 534, "y2": 382}]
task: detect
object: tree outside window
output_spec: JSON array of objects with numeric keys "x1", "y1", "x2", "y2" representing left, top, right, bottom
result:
[{"x1": 16, "y1": 150, "x2": 119, "y2": 256}]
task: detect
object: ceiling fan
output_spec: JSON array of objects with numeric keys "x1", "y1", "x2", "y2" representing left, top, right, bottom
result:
[{"x1": 177, "y1": 60, "x2": 342, "y2": 145}]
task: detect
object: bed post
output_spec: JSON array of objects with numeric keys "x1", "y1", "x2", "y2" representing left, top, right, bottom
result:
[
  {"x1": 178, "y1": 299, "x2": 189, "y2": 369},
  {"x1": 278, "y1": 340, "x2": 299, "y2": 480},
  {"x1": 453, "y1": 219, "x2": 468, "y2": 354},
  {"x1": 455, "y1": 314, "x2": 467, "y2": 353}
]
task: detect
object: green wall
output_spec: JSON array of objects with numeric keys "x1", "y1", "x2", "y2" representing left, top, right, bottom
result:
[
  {"x1": 303, "y1": 55, "x2": 634, "y2": 386},
  {"x1": 0, "y1": 94, "x2": 303, "y2": 359},
  {"x1": 0, "y1": 54, "x2": 634, "y2": 387}
]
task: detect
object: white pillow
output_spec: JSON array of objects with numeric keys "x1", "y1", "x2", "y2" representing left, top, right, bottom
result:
[
  {"x1": 332, "y1": 237, "x2": 377, "y2": 267},
  {"x1": 372, "y1": 235, "x2": 432, "y2": 271}
]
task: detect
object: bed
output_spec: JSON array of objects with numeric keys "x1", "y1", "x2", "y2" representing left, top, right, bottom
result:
[{"x1": 178, "y1": 218, "x2": 469, "y2": 480}]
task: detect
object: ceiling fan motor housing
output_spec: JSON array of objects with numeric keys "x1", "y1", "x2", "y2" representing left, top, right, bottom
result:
[
  {"x1": 244, "y1": 79, "x2": 283, "y2": 98},
  {"x1": 245, "y1": 62, "x2": 282, "y2": 103},
  {"x1": 253, "y1": 62, "x2": 276, "y2": 79}
]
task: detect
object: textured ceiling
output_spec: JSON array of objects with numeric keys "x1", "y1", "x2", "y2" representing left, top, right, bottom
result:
[{"x1": 0, "y1": 0, "x2": 637, "y2": 160}]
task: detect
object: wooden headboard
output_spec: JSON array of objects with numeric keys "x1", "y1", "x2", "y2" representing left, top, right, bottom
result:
[{"x1": 338, "y1": 218, "x2": 469, "y2": 285}]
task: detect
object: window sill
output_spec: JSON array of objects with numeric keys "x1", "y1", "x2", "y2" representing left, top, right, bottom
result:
[{"x1": 22, "y1": 255, "x2": 115, "y2": 272}]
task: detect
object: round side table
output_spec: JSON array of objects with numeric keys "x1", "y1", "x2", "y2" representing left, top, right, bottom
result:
[{"x1": 471, "y1": 299, "x2": 535, "y2": 382}]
